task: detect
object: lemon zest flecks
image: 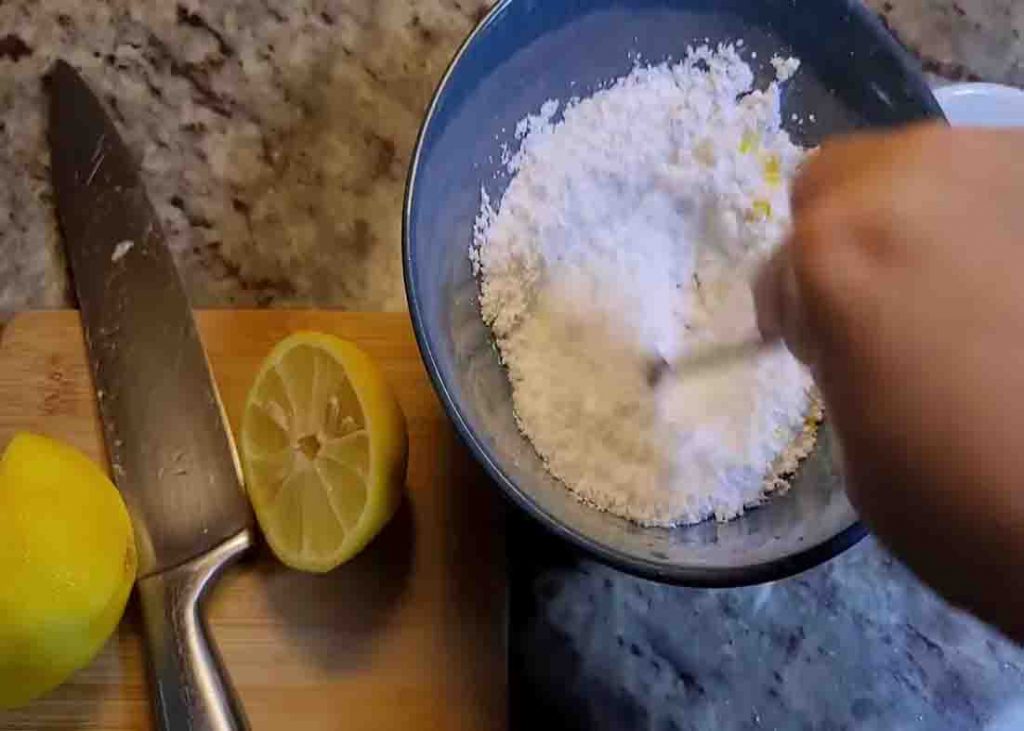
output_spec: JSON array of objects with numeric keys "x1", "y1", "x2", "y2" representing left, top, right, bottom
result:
[
  {"x1": 739, "y1": 130, "x2": 759, "y2": 155},
  {"x1": 748, "y1": 199, "x2": 772, "y2": 221},
  {"x1": 763, "y1": 154, "x2": 781, "y2": 186}
]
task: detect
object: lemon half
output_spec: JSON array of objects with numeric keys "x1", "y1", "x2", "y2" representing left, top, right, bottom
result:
[
  {"x1": 241, "y1": 332, "x2": 407, "y2": 572},
  {"x1": 0, "y1": 433, "x2": 136, "y2": 708}
]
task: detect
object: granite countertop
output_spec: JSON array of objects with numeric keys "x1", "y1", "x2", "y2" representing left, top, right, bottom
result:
[
  {"x1": 2, "y1": 1, "x2": 1023, "y2": 729},
  {"x1": 0, "y1": 0, "x2": 492, "y2": 313}
]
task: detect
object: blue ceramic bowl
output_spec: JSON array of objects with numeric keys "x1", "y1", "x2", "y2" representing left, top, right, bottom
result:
[{"x1": 404, "y1": 0, "x2": 943, "y2": 586}]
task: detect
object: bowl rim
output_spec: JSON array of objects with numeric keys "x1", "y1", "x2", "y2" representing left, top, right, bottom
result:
[{"x1": 402, "y1": 0, "x2": 942, "y2": 586}]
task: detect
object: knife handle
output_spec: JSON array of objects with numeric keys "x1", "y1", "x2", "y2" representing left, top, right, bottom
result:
[{"x1": 137, "y1": 530, "x2": 252, "y2": 731}]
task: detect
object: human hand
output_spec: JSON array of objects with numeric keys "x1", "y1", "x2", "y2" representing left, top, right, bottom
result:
[{"x1": 755, "y1": 124, "x2": 1024, "y2": 639}]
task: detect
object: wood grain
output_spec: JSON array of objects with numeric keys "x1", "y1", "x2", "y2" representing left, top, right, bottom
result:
[{"x1": 0, "y1": 310, "x2": 506, "y2": 731}]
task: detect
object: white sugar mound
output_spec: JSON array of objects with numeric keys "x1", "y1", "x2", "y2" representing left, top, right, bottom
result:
[{"x1": 472, "y1": 45, "x2": 818, "y2": 526}]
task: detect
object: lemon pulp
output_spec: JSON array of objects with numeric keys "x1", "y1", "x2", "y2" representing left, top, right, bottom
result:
[{"x1": 241, "y1": 332, "x2": 407, "y2": 572}]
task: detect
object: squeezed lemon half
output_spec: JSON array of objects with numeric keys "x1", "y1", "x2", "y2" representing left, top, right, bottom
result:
[{"x1": 240, "y1": 332, "x2": 407, "y2": 572}]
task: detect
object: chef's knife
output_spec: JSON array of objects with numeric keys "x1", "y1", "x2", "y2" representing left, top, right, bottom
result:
[{"x1": 48, "y1": 60, "x2": 251, "y2": 731}]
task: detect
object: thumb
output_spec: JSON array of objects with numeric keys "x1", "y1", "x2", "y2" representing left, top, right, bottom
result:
[{"x1": 752, "y1": 243, "x2": 815, "y2": 364}]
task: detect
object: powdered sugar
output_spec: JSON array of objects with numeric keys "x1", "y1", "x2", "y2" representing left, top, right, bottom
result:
[{"x1": 472, "y1": 45, "x2": 819, "y2": 526}]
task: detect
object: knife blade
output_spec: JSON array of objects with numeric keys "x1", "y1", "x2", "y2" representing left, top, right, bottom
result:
[
  {"x1": 48, "y1": 60, "x2": 251, "y2": 577},
  {"x1": 48, "y1": 60, "x2": 250, "y2": 731}
]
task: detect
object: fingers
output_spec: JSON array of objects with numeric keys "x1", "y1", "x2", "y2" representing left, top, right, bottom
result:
[
  {"x1": 752, "y1": 243, "x2": 815, "y2": 364},
  {"x1": 752, "y1": 247, "x2": 787, "y2": 341},
  {"x1": 767, "y1": 126, "x2": 937, "y2": 366}
]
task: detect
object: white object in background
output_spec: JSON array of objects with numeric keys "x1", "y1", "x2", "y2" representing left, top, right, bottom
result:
[{"x1": 934, "y1": 83, "x2": 1024, "y2": 127}]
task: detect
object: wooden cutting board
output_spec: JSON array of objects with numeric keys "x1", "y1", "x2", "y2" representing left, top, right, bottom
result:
[{"x1": 0, "y1": 310, "x2": 506, "y2": 731}]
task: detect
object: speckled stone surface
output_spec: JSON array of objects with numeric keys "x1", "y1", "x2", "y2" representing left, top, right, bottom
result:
[
  {"x1": 866, "y1": 0, "x2": 1024, "y2": 84},
  {"x1": 2, "y1": 1, "x2": 1023, "y2": 728},
  {"x1": 0, "y1": 0, "x2": 489, "y2": 312},
  {"x1": 509, "y1": 519, "x2": 1024, "y2": 730}
]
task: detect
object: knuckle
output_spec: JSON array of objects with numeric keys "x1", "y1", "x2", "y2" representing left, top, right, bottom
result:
[
  {"x1": 900, "y1": 120, "x2": 946, "y2": 145},
  {"x1": 890, "y1": 122, "x2": 946, "y2": 164},
  {"x1": 792, "y1": 203, "x2": 844, "y2": 268},
  {"x1": 789, "y1": 204, "x2": 857, "y2": 302}
]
